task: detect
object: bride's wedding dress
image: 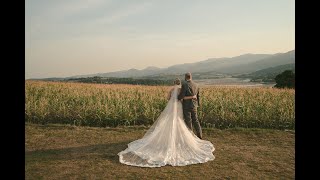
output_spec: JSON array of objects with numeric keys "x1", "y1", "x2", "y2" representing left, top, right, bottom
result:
[{"x1": 118, "y1": 85, "x2": 215, "y2": 167}]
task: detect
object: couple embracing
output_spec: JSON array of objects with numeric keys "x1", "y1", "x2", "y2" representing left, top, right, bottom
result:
[{"x1": 118, "y1": 72, "x2": 215, "y2": 167}]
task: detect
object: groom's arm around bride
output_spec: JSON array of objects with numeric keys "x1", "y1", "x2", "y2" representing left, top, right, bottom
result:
[
  {"x1": 178, "y1": 72, "x2": 203, "y2": 139},
  {"x1": 178, "y1": 76, "x2": 200, "y2": 109}
]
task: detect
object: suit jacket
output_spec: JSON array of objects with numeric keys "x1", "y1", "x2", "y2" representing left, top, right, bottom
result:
[{"x1": 178, "y1": 80, "x2": 200, "y2": 109}]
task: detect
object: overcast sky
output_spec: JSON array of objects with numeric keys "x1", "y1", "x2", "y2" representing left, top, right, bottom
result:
[{"x1": 26, "y1": 0, "x2": 294, "y2": 79}]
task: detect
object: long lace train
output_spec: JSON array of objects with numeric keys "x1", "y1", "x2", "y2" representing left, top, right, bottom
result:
[{"x1": 118, "y1": 85, "x2": 215, "y2": 167}]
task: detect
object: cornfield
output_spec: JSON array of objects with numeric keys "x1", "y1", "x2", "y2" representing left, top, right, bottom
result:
[{"x1": 25, "y1": 81, "x2": 295, "y2": 129}]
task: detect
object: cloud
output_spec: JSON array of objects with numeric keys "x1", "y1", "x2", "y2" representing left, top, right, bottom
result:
[
  {"x1": 90, "y1": 1, "x2": 153, "y2": 25},
  {"x1": 26, "y1": 0, "x2": 154, "y2": 43}
]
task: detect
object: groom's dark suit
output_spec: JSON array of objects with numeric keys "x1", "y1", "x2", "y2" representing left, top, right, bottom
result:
[{"x1": 178, "y1": 80, "x2": 202, "y2": 139}]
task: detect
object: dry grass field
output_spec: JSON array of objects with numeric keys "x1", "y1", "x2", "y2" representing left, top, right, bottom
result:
[
  {"x1": 26, "y1": 123, "x2": 294, "y2": 179},
  {"x1": 25, "y1": 81, "x2": 295, "y2": 129}
]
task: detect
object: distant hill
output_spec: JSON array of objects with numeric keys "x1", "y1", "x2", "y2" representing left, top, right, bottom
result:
[
  {"x1": 29, "y1": 77, "x2": 66, "y2": 81},
  {"x1": 222, "y1": 50, "x2": 295, "y2": 74},
  {"x1": 69, "y1": 66, "x2": 163, "y2": 78},
  {"x1": 234, "y1": 63, "x2": 295, "y2": 82},
  {"x1": 249, "y1": 63, "x2": 295, "y2": 77},
  {"x1": 59, "y1": 50, "x2": 295, "y2": 79},
  {"x1": 158, "y1": 53, "x2": 273, "y2": 75}
]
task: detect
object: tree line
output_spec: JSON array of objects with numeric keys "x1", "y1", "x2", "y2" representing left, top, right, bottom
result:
[
  {"x1": 60, "y1": 70, "x2": 295, "y2": 89},
  {"x1": 66, "y1": 76, "x2": 173, "y2": 86}
]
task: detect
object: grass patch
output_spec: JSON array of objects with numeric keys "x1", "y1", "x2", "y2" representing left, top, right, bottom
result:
[{"x1": 26, "y1": 123, "x2": 294, "y2": 179}]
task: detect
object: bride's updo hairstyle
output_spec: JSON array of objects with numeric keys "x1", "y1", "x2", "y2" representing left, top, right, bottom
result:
[{"x1": 174, "y1": 78, "x2": 181, "y2": 85}]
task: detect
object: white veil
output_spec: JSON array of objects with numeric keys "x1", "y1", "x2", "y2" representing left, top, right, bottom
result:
[{"x1": 118, "y1": 85, "x2": 215, "y2": 167}]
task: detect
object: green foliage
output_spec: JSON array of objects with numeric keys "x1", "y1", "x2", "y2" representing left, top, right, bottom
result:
[
  {"x1": 274, "y1": 70, "x2": 295, "y2": 89},
  {"x1": 65, "y1": 76, "x2": 172, "y2": 86}
]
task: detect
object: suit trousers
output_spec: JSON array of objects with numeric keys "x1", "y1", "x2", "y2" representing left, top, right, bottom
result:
[{"x1": 183, "y1": 108, "x2": 202, "y2": 139}]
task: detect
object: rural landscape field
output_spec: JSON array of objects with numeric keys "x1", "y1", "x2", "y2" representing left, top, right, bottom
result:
[
  {"x1": 25, "y1": 80, "x2": 294, "y2": 129},
  {"x1": 25, "y1": 0, "x2": 295, "y2": 178},
  {"x1": 25, "y1": 80, "x2": 295, "y2": 179}
]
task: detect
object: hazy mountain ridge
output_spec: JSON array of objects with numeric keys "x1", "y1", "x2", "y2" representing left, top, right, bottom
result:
[
  {"x1": 61, "y1": 50, "x2": 294, "y2": 79},
  {"x1": 250, "y1": 63, "x2": 295, "y2": 77},
  {"x1": 234, "y1": 63, "x2": 295, "y2": 77}
]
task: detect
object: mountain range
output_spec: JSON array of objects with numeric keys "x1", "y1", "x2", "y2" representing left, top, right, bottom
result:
[{"x1": 64, "y1": 50, "x2": 295, "y2": 79}]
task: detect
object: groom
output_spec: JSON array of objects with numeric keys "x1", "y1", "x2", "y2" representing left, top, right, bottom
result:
[{"x1": 178, "y1": 72, "x2": 202, "y2": 139}]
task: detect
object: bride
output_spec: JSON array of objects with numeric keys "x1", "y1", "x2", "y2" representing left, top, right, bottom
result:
[{"x1": 118, "y1": 78, "x2": 215, "y2": 167}]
